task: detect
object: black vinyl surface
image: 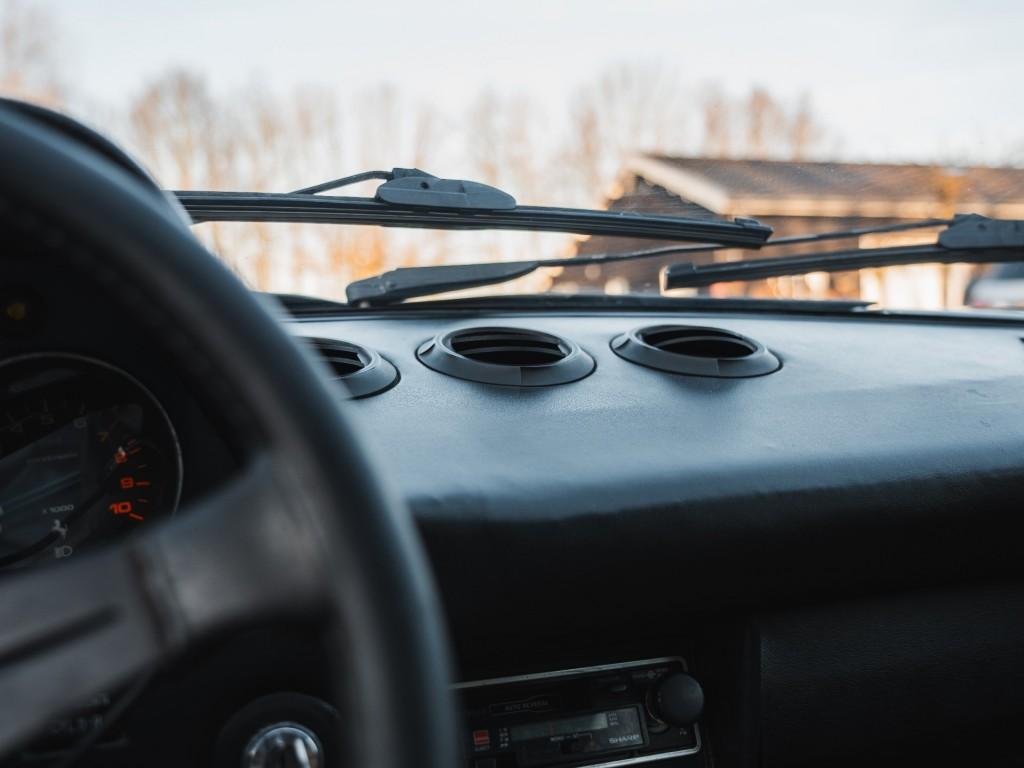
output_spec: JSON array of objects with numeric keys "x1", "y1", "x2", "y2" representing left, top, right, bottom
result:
[
  {"x1": 291, "y1": 309, "x2": 1024, "y2": 765},
  {"x1": 291, "y1": 311, "x2": 1024, "y2": 638}
]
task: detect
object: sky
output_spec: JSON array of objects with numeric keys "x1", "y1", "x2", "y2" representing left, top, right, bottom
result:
[{"x1": 40, "y1": 0, "x2": 1024, "y2": 165}]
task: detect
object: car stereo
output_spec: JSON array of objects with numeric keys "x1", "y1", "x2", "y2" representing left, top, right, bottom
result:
[{"x1": 454, "y1": 657, "x2": 703, "y2": 768}]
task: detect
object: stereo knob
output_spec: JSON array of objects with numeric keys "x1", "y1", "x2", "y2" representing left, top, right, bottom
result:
[{"x1": 649, "y1": 673, "x2": 704, "y2": 727}]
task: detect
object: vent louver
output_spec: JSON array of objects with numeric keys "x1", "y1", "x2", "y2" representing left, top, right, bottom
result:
[
  {"x1": 303, "y1": 337, "x2": 399, "y2": 398},
  {"x1": 611, "y1": 325, "x2": 780, "y2": 378},
  {"x1": 417, "y1": 327, "x2": 595, "y2": 386}
]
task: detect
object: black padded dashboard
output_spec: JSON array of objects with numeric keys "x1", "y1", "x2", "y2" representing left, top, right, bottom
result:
[
  {"x1": 290, "y1": 308, "x2": 1024, "y2": 765},
  {"x1": 288, "y1": 310, "x2": 1024, "y2": 646},
  {"x1": 7, "y1": 271, "x2": 1024, "y2": 765}
]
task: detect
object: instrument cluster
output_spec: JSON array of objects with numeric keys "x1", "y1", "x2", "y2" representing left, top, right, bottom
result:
[{"x1": 0, "y1": 354, "x2": 181, "y2": 568}]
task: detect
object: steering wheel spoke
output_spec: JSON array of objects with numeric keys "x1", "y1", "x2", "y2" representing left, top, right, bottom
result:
[
  {"x1": 0, "y1": 538, "x2": 161, "y2": 751},
  {"x1": 142, "y1": 453, "x2": 330, "y2": 640},
  {"x1": 0, "y1": 455, "x2": 327, "y2": 753}
]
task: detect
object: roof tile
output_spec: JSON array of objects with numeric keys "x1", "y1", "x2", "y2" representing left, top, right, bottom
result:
[{"x1": 649, "y1": 156, "x2": 1024, "y2": 203}]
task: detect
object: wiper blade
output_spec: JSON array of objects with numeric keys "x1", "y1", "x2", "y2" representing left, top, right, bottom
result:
[
  {"x1": 345, "y1": 217, "x2": 950, "y2": 306},
  {"x1": 664, "y1": 214, "x2": 1024, "y2": 289},
  {"x1": 346, "y1": 262, "x2": 543, "y2": 305},
  {"x1": 179, "y1": 192, "x2": 769, "y2": 241},
  {"x1": 175, "y1": 167, "x2": 771, "y2": 245}
]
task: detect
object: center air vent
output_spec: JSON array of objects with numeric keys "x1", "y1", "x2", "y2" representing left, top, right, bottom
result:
[
  {"x1": 611, "y1": 325, "x2": 780, "y2": 378},
  {"x1": 417, "y1": 327, "x2": 595, "y2": 386},
  {"x1": 303, "y1": 337, "x2": 399, "y2": 398}
]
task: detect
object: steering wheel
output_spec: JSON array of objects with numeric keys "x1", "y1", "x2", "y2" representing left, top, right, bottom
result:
[{"x1": 0, "y1": 104, "x2": 459, "y2": 768}]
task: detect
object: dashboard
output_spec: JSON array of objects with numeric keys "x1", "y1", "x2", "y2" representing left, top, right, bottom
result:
[{"x1": 5, "y1": 261, "x2": 1024, "y2": 767}]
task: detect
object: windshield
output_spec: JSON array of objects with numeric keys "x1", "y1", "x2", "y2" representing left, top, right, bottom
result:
[{"x1": 4, "y1": 1, "x2": 1023, "y2": 311}]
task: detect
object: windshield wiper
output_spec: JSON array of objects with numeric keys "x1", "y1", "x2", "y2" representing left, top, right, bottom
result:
[
  {"x1": 175, "y1": 167, "x2": 771, "y2": 245},
  {"x1": 345, "y1": 217, "x2": 951, "y2": 306},
  {"x1": 664, "y1": 214, "x2": 1024, "y2": 289}
]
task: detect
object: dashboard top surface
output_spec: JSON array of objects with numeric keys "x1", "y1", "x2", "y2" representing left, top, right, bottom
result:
[
  {"x1": 284, "y1": 309, "x2": 1024, "y2": 637},
  {"x1": 291, "y1": 310, "x2": 1024, "y2": 520}
]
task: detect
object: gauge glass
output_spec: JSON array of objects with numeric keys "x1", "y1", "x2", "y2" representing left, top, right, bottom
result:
[{"x1": 0, "y1": 355, "x2": 182, "y2": 568}]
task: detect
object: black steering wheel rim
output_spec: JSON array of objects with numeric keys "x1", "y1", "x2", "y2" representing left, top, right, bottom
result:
[{"x1": 0, "y1": 103, "x2": 458, "y2": 768}]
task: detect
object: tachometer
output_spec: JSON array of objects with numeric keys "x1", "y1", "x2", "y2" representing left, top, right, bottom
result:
[{"x1": 0, "y1": 354, "x2": 182, "y2": 568}]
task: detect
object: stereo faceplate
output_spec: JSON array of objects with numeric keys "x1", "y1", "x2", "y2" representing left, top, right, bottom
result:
[{"x1": 454, "y1": 658, "x2": 702, "y2": 768}]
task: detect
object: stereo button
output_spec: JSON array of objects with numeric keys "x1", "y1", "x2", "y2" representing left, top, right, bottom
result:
[{"x1": 472, "y1": 729, "x2": 491, "y2": 749}]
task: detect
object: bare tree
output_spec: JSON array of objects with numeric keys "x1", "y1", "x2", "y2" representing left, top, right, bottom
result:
[
  {"x1": 128, "y1": 70, "x2": 233, "y2": 189},
  {"x1": 126, "y1": 71, "x2": 284, "y2": 286},
  {"x1": 467, "y1": 90, "x2": 503, "y2": 187},
  {"x1": 745, "y1": 88, "x2": 786, "y2": 159},
  {"x1": 701, "y1": 86, "x2": 732, "y2": 158},
  {"x1": 702, "y1": 85, "x2": 823, "y2": 161},
  {"x1": 565, "y1": 95, "x2": 604, "y2": 202},
  {"x1": 564, "y1": 63, "x2": 691, "y2": 205},
  {"x1": 354, "y1": 84, "x2": 401, "y2": 171},
  {"x1": 0, "y1": 0, "x2": 62, "y2": 104},
  {"x1": 411, "y1": 105, "x2": 442, "y2": 169},
  {"x1": 788, "y1": 93, "x2": 822, "y2": 160}
]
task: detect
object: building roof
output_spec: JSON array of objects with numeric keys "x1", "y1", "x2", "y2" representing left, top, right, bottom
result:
[{"x1": 628, "y1": 155, "x2": 1024, "y2": 219}]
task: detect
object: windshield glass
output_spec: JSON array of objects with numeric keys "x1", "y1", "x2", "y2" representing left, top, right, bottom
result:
[{"x1": 5, "y1": 1, "x2": 1022, "y2": 311}]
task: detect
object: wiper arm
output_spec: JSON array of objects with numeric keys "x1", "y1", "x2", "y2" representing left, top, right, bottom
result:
[
  {"x1": 175, "y1": 167, "x2": 771, "y2": 244},
  {"x1": 664, "y1": 214, "x2": 1024, "y2": 289},
  {"x1": 345, "y1": 217, "x2": 950, "y2": 306}
]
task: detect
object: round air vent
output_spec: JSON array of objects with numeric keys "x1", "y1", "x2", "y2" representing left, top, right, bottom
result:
[
  {"x1": 417, "y1": 327, "x2": 595, "y2": 386},
  {"x1": 611, "y1": 325, "x2": 780, "y2": 378},
  {"x1": 303, "y1": 337, "x2": 399, "y2": 398}
]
